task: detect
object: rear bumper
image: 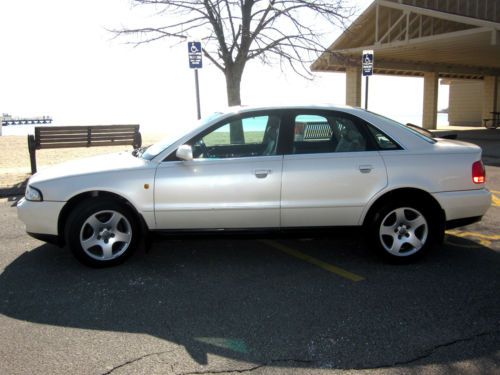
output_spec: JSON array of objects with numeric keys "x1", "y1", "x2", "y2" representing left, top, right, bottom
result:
[{"x1": 433, "y1": 189, "x2": 491, "y2": 222}]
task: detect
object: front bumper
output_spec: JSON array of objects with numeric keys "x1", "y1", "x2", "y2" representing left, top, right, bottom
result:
[
  {"x1": 433, "y1": 188, "x2": 491, "y2": 222},
  {"x1": 17, "y1": 198, "x2": 66, "y2": 237}
]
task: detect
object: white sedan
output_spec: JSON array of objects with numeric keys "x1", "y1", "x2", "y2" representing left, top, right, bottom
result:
[{"x1": 17, "y1": 105, "x2": 491, "y2": 267}]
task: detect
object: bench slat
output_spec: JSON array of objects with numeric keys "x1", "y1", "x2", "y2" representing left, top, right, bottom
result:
[
  {"x1": 38, "y1": 134, "x2": 138, "y2": 142},
  {"x1": 39, "y1": 128, "x2": 137, "y2": 133},
  {"x1": 37, "y1": 124, "x2": 139, "y2": 131},
  {"x1": 38, "y1": 130, "x2": 137, "y2": 137}
]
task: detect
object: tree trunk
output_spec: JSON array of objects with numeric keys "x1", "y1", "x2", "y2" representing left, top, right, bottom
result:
[
  {"x1": 225, "y1": 67, "x2": 244, "y2": 143},
  {"x1": 225, "y1": 67, "x2": 242, "y2": 106}
]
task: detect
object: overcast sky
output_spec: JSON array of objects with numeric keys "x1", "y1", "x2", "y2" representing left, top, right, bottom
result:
[{"x1": 0, "y1": 0, "x2": 448, "y2": 135}]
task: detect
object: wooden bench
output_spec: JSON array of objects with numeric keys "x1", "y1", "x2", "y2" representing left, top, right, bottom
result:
[
  {"x1": 27, "y1": 125, "x2": 142, "y2": 174},
  {"x1": 483, "y1": 118, "x2": 499, "y2": 129},
  {"x1": 483, "y1": 111, "x2": 500, "y2": 129}
]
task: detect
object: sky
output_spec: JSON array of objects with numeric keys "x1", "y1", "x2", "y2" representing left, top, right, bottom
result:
[{"x1": 0, "y1": 0, "x2": 448, "y2": 136}]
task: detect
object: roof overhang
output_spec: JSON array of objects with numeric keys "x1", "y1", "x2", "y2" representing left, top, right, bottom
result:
[{"x1": 312, "y1": 0, "x2": 500, "y2": 79}]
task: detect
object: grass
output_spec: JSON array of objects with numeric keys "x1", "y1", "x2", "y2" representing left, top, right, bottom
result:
[{"x1": 204, "y1": 131, "x2": 265, "y2": 146}]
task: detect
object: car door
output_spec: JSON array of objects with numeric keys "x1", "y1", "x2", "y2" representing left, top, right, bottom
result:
[
  {"x1": 281, "y1": 110, "x2": 388, "y2": 227},
  {"x1": 154, "y1": 112, "x2": 283, "y2": 229}
]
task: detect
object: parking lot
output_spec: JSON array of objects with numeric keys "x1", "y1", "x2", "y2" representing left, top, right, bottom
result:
[{"x1": 1, "y1": 152, "x2": 499, "y2": 375}]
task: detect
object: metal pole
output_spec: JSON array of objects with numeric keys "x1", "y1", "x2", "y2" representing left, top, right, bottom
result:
[
  {"x1": 365, "y1": 75, "x2": 369, "y2": 110},
  {"x1": 195, "y1": 69, "x2": 201, "y2": 120}
]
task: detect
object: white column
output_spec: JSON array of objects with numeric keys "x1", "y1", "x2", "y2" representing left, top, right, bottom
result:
[
  {"x1": 482, "y1": 75, "x2": 498, "y2": 122},
  {"x1": 345, "y1": 67, "x2": 362, "y2": 107},
  {"x1": 422, "y1": 72, "x2": 439, "y2": 130},
  {"x1": 447, "y1": 80, "x2": 482, "y2": 126}
]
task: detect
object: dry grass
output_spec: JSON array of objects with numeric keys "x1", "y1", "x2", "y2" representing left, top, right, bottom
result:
[{"x1": 0, "y1": 133, "x2": 165, "y2": 194}]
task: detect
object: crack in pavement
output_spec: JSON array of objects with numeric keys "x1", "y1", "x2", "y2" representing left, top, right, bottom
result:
[
  {"x1": 100, "y1": 330, "x2": 498, "y2": 374},
  {"x1": 178, "y1": 359, "x2": 314, "y2": 375},
  {"x1": 370, "y1": 329, "x2": 500, "y2": 369},
  {"x1": 101, "y1": 350, "x2": 175, "y2": 375}
]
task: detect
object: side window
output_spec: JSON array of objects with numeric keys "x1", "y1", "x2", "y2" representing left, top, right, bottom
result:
[
  {"x1": 192, "y1": 115, "x2": 280, "y2": 159},
  {"x1": 367, "y1": 124, "x2": 400, "y2": 150},
  {"x1": 292, "y1": 113, "x2": 368, "y2": 154}
]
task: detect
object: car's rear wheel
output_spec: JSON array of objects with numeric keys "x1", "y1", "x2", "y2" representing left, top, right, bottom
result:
[
  {"x1": 370, "y1": 201, "x2": 436, "y2": 263},
  {"x1": 66, "y1": 199, "x2": 139, "y2": 267}
]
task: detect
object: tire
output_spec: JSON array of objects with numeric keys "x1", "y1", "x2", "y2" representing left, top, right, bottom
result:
[
  {"x1": 369, "y1": 200, "x2": 438, "y2": 263},
  {"x1": 65, "y1": 199, "x2": 140, "y2": 267}
]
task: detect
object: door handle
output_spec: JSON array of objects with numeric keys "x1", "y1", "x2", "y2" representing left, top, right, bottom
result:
[
  {"x1": 254, "y1": 169, "x2": 271, "y2": 178},
  {"x1": 359, "y1": 165, "x2": 373, "y2": 174}
]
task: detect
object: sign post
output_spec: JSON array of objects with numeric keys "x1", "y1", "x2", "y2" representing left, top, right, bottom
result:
[
  {"x1": 188, "y1": 41, "x2": 203, "y2": 119},
  {"x1": 362, "y1": 50, "x2": 374, "y2": 110}
]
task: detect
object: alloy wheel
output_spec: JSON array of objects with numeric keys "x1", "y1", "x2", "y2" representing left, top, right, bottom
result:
[
  {"x1": 79, "y1": 210, "x2": 133, "y2": 261},
  {"x1": 379, "y1": 207, "x2": 428, "y2": 256}
]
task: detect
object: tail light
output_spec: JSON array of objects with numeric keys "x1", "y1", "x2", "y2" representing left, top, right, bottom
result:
[{"x1": 472, "y1": 161, "x2": 486, "y2": 184}]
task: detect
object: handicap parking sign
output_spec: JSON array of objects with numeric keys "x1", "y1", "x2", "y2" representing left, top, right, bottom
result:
[
  {"x1": 188, "y1": 41, "x2": 203, "y2": 69},
  {"x1": 362, "y1": 50, "x2": 374, "y2": 76}
]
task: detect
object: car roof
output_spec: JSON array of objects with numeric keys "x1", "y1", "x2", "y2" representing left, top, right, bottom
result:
[{"x1": 222, "y1": 103, "x2": 360, "y2": 115}]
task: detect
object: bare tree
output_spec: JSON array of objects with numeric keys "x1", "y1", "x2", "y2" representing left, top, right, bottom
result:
[{"x1": 115, "y1": 0, "x2": 353, "y2": 106}]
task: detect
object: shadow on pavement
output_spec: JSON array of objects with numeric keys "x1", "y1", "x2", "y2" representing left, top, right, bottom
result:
[
  {"x1": 0, "y1": 235, "x2": 499, "y2": 371},
  {"x1": 0, "y1": 177, "x2": 28, "y2": 200}
]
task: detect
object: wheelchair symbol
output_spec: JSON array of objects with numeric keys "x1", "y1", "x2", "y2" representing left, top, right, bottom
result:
[{"x1": 190, "y1": 43, "x2": 200, "y2": 53}]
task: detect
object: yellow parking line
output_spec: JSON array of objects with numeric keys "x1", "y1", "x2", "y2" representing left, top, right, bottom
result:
[
  {"x1": 446, "y1": 230, "x2": 500, "y2": 248},
  {"x1": 446, "y1": 230, "x2": 500, "y2": 241},
  {"x1": 260, "y1": 240, "x2": 365, "y2": 282},
  {"x1": 492, "y1": 193, "x2": 500, "y2": 207}
]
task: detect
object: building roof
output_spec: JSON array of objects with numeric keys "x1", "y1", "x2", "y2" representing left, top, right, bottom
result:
[{"x1": 311, "y1": 0, "x2": 500, "y2": 79}]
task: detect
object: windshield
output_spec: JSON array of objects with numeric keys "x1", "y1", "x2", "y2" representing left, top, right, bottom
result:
[{"x1": 140, "y1": 112, "x2": 225, "y2": 160}]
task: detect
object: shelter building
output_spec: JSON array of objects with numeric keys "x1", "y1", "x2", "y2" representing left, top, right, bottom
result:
[{"x1": 311, "y1": 0, "x2": 500, "y2": 129}]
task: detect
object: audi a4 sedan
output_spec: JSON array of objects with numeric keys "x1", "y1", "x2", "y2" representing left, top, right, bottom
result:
[{"x1": 17, "y1": 105, "x2": 491, "y2": 267}]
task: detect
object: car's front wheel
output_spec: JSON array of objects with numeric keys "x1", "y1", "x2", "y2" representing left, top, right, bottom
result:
[
  {"x1": 66, "y1": 199, "x2": 139, "y2": 267},
  {"x1": 370, "y1": 201, "x2": 436, "y2": 262}
]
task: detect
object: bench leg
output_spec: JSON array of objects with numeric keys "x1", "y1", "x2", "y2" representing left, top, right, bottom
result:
[
  {"x1": 134, "y1": 132, "x2": 142, "y2": 149},
  {"x1": 27, "y1": 134, "x2": 37, "y2": 174}
]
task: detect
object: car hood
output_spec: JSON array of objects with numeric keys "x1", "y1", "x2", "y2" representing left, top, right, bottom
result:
[{"x1": 29, "y1": 152, "x2": 151, "y2": 185}]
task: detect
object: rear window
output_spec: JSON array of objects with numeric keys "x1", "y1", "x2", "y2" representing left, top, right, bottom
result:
[
  {"x1": 367, "y1": 112, "x2": 436, "y2": 144},
  {"x1": 405, "y1": 123, "x2": 435, "y2": 139}
]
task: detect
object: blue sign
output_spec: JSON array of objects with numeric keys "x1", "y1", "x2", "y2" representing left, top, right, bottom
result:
[
  {"x1": 188, "y1": 41, "x2": 203, "y2": 69},
  {"x1": 362, "y1": 50, "x2": 374, "y2": 76}
]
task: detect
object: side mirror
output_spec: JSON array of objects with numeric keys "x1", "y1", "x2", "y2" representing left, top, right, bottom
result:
[{"x1": 176, "y1": 144, "x2": 193, "y2": 161}]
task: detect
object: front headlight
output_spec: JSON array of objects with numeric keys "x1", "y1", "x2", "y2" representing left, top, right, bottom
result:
[{"x1": 25, "y1": 185, "x2": 43, "y2": 201}]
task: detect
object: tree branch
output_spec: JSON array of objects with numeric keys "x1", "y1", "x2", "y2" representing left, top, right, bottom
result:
[{"x1": 114, "y1": 0, "x2": 356, "y2": 103}]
